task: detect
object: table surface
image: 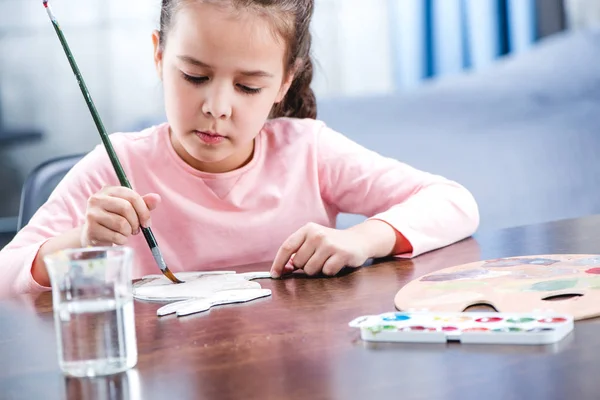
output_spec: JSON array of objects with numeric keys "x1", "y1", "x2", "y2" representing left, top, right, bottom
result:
[{"x1": 3, "y1": 215, "x2": 600, "y2": 400}]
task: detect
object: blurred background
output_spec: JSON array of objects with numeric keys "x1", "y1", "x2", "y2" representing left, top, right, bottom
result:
[{"x1": 1, "y1": 0, "x2": 600, "y2": 248}]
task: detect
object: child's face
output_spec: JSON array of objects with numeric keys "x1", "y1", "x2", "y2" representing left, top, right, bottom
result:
[{"x1": 152, "y1": 2, "x2": 295, "y2": 173}]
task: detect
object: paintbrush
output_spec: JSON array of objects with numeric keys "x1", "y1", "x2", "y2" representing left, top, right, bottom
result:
[{"x1": 42, "y1": 0, "x2": 183, "y2": 284}]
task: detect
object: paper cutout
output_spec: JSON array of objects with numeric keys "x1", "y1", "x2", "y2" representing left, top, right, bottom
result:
[
  {"x1": 133, "y1": 271, "x2": 272, "y2": 317},
  {"x1": 157, "y1": 289, "x2": 272, "y2": 317}
]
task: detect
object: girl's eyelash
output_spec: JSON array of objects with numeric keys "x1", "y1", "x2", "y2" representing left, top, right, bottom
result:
[
  {"x1": 181, "y1": 72, "x2": 262, "y2": 95},
  {"x1": 237, "y1": 85, "x2": 262, "y2": 95},
  {"x1": 181, "y1": 72, "x2": 208, "y2": 85}
]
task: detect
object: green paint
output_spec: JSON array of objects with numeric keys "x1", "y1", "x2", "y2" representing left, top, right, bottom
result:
[
  {"x1": 506, "y1": 318, "x2": 535, "y2": 324},
  {"x1": 583, "y1": 276, "x2": 600, "y2": 289},
  {"x1": 529, "y1": 279, "x2": 578, "y2": 292},
  {"x1": 367, "y1": 326, "x2": 382, "y2": 334},
  {"x1": 493, "y1": 327, "x2": 522, "y2": 332},
  {"x1": 367, "y1": 325, "x2": 397, "y2": 335}
]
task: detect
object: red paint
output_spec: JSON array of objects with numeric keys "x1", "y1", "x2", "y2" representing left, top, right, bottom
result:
[
  {"x1": 475, "y1": 317, "x2": 503, "y2": 323},
  {"x1": 401, "y1": 326, "x2": 436, "y2": 332},
  {"x1": 408, "y1": 326, "x2": 426, "y2": 331},
  {"x1": 401, "y1": 326, "x2": 421, "y2": 331},
  {"x1": 463, "y1": 328, "x2": 489, "y2": 332},
  {"x1": 442, "y1": 326, "x2": 458, "y2": 332},
  {"x1": 538, "y1": 317, "x2": 567, "y2": 324},
  {"x1": 586, "y1": 268, "x2": 600, "y2": 274}
]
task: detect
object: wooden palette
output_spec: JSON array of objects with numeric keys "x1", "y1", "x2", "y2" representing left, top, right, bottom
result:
[{"x1": 394, "y1": 254, "x2": 600, "y2": 321}]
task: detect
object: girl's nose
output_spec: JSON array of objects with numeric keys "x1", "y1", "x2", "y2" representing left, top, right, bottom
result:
[{"x1": 202, "y1": 87, "x2": 232, "y2": 120}]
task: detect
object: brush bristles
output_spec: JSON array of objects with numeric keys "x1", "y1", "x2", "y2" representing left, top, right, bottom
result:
[
  {"x1": 164, "y1": 268, "x2": 184, "y2": 284},
  {"x1": 42, "y1": 0, "x2": 48, "y2": 6}
]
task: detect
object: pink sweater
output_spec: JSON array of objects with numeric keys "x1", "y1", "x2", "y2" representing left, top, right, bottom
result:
[{"x1": 0, "y1": 118, "x2": 479, "y2": 296}]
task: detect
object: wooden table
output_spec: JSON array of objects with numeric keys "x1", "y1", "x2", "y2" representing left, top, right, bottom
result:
[{"x1": 3, "y1": 215, "x2": 600, "y2": 400}]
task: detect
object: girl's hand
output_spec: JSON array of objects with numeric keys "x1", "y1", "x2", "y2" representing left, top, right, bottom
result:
[
  {"x1": 81, "y1": 186, "x2": 161, "y2": 247},
  {"x1": 270, "y1": 220, "x2": 407, "y2": 278}
]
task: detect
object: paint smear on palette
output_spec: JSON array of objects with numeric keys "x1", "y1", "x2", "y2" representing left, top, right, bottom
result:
[
  {"x1": 495, "y1": 281, "x2": 529, "y2": 293},
  {"x1": 581, "y1": 276, "x2": 600, "y2": 289},
  {"x1": 429, "y1": 281, "x2": 488, "y2": 291},
  {"x1": 586, "y1": 268, "x2": 600, "y2": 275},
  {"x1": 483, "y1": 258, "x2": 559, "y2": 268},
  {"x1": 512, "y1": 267, "x2": 581, "y2": 280},
  {"x1": 568, "y1": 257, "x2": 600, "y2": 266},
  {"x1": 420, "y1": 269, "x2": 513, "y2": 282},
  {"x1": 420, "y1": 269, "x2": 488, "y2": 282},
  {"x1": 528, "y1": 279, "x2": 579, "y2": 292},
  {"x1": 409, "y1": 292, "x2": 484, "y2": 308}
]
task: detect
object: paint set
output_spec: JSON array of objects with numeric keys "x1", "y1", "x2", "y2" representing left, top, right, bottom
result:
[{"x1": 349, "y1": 311, "x2": 574, "y2": 345}]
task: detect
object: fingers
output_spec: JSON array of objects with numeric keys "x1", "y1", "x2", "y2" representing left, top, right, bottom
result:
[
  {"x1": 289, "y1": 240, "x2": 316, "y2": 270},
  {"x1": 270, "y1": 228, "x2": 307, "y2": 278},
  {"x1": 101, "y1": 186, "x2": 154, "y2": 229},
  {"x1": 93, "y1": 196, "x2": 140, "y2": 235},
  {"x1": 86, "y1": 221, "x2": 129, "y2": 246},
  {"x1": 301, "y1": 248, "x2": 331, "y2": 276},
  {"x1": 88, "y1": 206, "x2": 135, "y2": 237},
  {"x1": 321, "y1": 254, "x2": 347, "y2": 276},
  {"x1": 291, "y1": 225, "x2": 331, "y2": 275},
  {"x1": 282, "y1": 262, "x2": 296, "y2": 275},
  {"x1": 271, "y1": 223, "x2": 349, "y2": 278},
  {"x1": 142, "y1": 193, "x2": 162, "y2": 211},
  {"x1": 84, "y1": 186, "x2": 160, "y2": 247},
  {"x1": 299, "y1": 251, "x2": 347, "y2": 277}
]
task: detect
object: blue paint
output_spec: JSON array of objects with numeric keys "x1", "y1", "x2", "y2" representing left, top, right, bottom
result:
[
  {"x1": 382, "y1": 313, "x2": 411, "y2": 322},
  {"x1": 484, "y1": 258, "x2": 559, "y2": 268},
  {"x1": 571, "y1": 257, "x2": 600, "y2": 266},
  {"x1": 421, "y1": 269, "x2": 488, "y2": 282}
]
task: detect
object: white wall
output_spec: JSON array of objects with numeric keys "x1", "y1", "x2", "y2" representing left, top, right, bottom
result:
[{"x1": 564, "y1": 0, "x2": 600, "y2": 29}]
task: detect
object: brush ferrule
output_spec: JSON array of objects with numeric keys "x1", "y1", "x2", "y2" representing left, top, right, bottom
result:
[
  {"x1": 151, "y1": 247, "x2": 168, "y2": 272},
  {"x1": 44, "y1": 2, "x2": 57, "y2": 21}
]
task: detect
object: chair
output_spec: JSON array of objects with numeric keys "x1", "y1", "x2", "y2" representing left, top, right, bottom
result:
[{"x1": 17, "y1": 154, "x2": 84, "y2": 230}]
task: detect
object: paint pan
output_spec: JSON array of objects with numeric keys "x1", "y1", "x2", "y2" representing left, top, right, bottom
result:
[{"x1": 349, "y1": 311, "x2": 574, "y2": 345}]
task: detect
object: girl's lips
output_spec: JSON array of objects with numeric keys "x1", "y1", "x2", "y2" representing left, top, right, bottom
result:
[{"x1": 195, "y1": 130, "x2": 226, "y2": 145}]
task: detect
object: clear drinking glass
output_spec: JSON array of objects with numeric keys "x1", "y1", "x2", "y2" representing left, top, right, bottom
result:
[{"x1": 44, "y1": 246, "x2": 138, "y2": 377}]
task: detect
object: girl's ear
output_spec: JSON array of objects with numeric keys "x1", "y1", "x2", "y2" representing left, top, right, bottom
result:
[
  {"x1": 152, "y1": 30, "x2": 164, "y2": 80},
  {"x1": 275, "y1": 58, "x2": 302, "y2": 103}
]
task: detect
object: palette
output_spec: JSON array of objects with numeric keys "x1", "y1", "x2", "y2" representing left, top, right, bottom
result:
[
  {"x1": 349, "y1": 311, "x2": 574, "y2": 344},
  {"x1": 394, "y1": 254, "x2": 600, "y2": 320},
  {"x1": 133, "y1": 271, "x2": 272, "y2": 317}
]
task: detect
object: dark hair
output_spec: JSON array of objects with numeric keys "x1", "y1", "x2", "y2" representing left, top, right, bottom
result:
[{"x1": 159, "y1": 0, "x2": 317, "y2": 119}]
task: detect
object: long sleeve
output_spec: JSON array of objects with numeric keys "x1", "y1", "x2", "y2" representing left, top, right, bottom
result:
[
  {"x1": 0, "y1": 147, "x2": 116, "y2": 297},
  {"x1": 316, "y1": 125, "x2": 480, "y2": 257}
]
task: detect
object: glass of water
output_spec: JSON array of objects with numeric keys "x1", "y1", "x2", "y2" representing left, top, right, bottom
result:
[{"x1": 44, "y1": 246, "x2": 138, "y2": 377}]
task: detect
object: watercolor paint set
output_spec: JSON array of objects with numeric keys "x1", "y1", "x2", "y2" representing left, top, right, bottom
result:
[{"x1": 349, "y1": 311, "x2": 574, "y2": 345}]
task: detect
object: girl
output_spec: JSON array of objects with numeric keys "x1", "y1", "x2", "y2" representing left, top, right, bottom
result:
[{"x1": 0, "y1": 0, "x2": 479, "y2": 296}]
